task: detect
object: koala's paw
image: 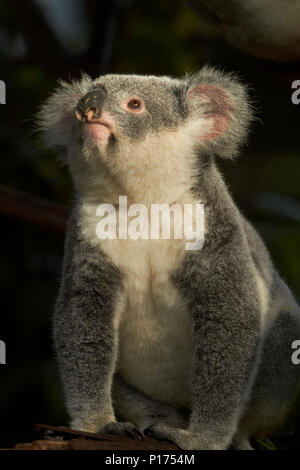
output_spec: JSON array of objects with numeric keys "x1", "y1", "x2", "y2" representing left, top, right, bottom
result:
[
  {"x1": 100, "y1": 421, "x2": 143, "y2": 440},
  {"x1": 145, "y1": 423, "x2": 223, "y2": 450}
]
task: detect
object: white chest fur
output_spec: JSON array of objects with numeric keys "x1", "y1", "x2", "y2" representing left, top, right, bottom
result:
[
  {"x1": 117, "y1": 240, "x2": 194, "y2": 409},
  {"x1": 106, "y1": 237, "x2": 193, "y2": 409}
]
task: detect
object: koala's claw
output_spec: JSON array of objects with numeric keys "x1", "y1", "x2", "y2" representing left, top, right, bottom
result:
[{"x1": 101, "y1": 421, "x2": 143, "y2": 440}]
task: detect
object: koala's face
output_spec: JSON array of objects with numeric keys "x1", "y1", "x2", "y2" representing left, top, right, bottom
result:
[
  {"x1": 37, "y1": 68, "x2": 251, "y2": 199},
  {"x1": 78, "y1": 75, "x2": 185, "y2": 143}
]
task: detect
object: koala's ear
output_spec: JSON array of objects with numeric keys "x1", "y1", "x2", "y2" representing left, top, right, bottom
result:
[
  {"x1": 184, "y1": 66, "x2": 253, "y2": 159},
  {"x1": 36, "y1": 74, "x2": 93, "y2": 153}
]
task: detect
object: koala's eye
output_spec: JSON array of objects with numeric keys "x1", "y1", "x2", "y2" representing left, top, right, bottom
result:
[
  {"x1": 127, "y1": 98, "x2": 142, "y2": 110},
  {"x1": 124, "y1": 97, "x2": 144, "y2": 113}
]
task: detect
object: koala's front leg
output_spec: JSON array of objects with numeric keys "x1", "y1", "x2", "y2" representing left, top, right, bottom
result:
[
  {"x1": 53, "y1": 215, "x2": 130, "y2": 434},
  {"x1": 147, "y1": 235, "x2": 262, "y2": 450}
]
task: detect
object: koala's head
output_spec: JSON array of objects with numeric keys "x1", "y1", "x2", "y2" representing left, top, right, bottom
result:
[{"x1": 37, "y1": 67, "x2": 252, "y2": 200}]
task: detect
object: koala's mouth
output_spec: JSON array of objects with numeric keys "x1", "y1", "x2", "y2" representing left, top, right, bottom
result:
[{"x1": 82, "y1": 121, "x2": 112, "y2": 142}]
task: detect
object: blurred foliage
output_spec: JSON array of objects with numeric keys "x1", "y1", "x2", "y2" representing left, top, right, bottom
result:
[{"x1": 0, "y1": 0, "x2": 299, "y2": 448}]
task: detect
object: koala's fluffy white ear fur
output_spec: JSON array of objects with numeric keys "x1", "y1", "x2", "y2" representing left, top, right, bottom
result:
[
  {"x1": 185, "y1": 67, "x2": 253, "y2": 159},
  {"x1": 36, "y1": 74, "x2": 93, "y2": 152}
]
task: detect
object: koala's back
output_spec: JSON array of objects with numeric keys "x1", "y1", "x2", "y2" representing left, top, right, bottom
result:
[
  {"x1": 243, "y1": 217, "x2": 300, "y2": 330},
  {"x1": 235, "y1": 218, "x2": 300, "y2": 436},
  {"x1": 239, "y1": 281, "x2": 300, "y2": 439}
]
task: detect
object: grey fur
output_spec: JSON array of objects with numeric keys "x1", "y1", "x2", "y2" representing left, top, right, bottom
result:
[
  {"x1": 37, "y1": 67, "x2": 300, "y2": 449},
  {"x1": 53, "y1": 207, "x2": 123, "y2": 431}
]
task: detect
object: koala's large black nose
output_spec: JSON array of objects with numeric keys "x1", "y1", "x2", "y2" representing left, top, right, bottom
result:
[{"x1": 75, "y1": 86, "x2": 107, "y2": 122}]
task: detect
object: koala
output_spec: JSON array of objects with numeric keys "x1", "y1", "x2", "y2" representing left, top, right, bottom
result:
[{"x1": 37, "y1": 66, "x2": 300, "y2": 450}]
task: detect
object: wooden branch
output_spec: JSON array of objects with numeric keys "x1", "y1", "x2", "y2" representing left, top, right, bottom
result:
[
  {"x1": 7, "y1": 424, "x2": 179, "y2": 450},
  {"x1": 0, "y1": 185, "x2": 68, "y2": 233}
]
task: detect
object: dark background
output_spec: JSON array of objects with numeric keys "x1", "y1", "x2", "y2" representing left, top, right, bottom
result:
[{"x1": 0, "y1": 0, "x2": 299, "y2": 448}]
